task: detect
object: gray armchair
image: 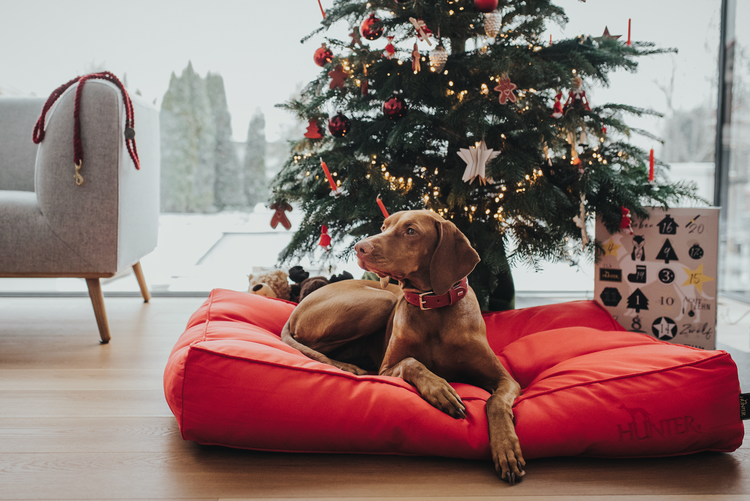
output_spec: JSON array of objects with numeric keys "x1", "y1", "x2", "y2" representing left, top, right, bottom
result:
[{"x1": 0, "y1": 80, "x2": 160, "y2": 343}]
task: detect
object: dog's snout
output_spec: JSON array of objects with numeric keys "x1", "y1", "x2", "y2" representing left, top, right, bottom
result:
[{"x1": 355, "y1": 240, "x2": 374, "y2": 255}]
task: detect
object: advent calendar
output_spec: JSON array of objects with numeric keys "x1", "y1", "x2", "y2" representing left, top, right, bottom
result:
[{"x1": 594, "y1": 207, "x2": 719, "y2": 349}]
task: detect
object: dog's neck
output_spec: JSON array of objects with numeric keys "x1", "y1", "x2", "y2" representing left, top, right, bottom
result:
[{"x1": 401, "y1": 277, "x2": 469, "y2": 310}]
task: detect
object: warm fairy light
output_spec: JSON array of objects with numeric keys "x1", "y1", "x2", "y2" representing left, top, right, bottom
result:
[
  {"x1": 449, "y1": 81, "x2": 454, "y2": 86},
  {"x1": 397, "y1": 60, "x2": 403, "y2": 65}
]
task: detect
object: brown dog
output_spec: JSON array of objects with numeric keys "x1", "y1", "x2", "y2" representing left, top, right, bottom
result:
[{"x1": 281, "y1": 210, "x2": 525, "y2": 483}]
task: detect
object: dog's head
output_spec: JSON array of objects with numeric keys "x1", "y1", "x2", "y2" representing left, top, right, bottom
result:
[{"x1": 354, "y1": 210, "x2": 480, "y2": 294}]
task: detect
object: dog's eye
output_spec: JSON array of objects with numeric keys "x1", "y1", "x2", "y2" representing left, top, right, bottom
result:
[{"x1": 406, "y1": 227, "x2": 416, "y2": 235}]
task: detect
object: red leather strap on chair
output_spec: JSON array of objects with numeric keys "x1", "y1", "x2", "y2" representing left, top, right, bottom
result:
[{"x1": 32, "y1": 71, "x2": 140, "y2": 185}]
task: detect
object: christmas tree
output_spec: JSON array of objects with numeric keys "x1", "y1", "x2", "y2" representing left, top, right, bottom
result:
[{"x1": 270, "y1": 0, "x2": 698, "y2": 310}]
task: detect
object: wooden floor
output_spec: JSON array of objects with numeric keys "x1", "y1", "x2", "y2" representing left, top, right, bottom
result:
[{"x1": 0, "y1": 295, "x2": 748, "y2": 501}]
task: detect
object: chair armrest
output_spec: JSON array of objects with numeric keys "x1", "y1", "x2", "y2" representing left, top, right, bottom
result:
[
  {"x1": 34, "y1": 80, "x2": 160, "y2": 274},
  {"x1": 0, "y1": 97, "x2": 44, "y2": 192}
]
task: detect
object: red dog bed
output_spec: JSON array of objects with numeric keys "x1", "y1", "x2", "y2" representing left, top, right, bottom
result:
[{"x1": 164, "y1": 289, "x2": 744, "y2": 460}]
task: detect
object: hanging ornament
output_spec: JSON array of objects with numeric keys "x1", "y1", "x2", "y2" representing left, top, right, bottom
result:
[
  {"x1": 458, "y1": 139, "x2": 500, "y2": 185},
  {"x1": 328, "y1": 113, "x2": 350, "y2": 138},
  {"x1": 328, "y1": 65, "x2": 347, "y2": 90},
  {"x1": 550, "y1": 90, "x2": 563, "y2": 118},
  {"x1": 429, "y1": 43, "x2": 448, "y2": 73},
  {"x1": 484, "y1": 12, "x2": 502, "y2": 39},
  {"x1": 313, "y1": 44, "x2": 334, "y2": 67},
  {"x1": 494, "y1": 74, "x2": 517, "y2": 104},
  {"x1": 543, "y1": 143, "x2": 553, "y2": 166},
  {"x1": 411, "y1": 43, "x2": 421, "y2": 73},
  {"x1": 303, "y1": 119, "x2": 324, "y2": 139},
  {"x1": 563, "y1": 77, "x2": 591, "y2": 112},
  {"x1": 319, "y1": 225, "x2": 332, "y2": 249},
  {"x1": 350, "y1": 28, "x2": 362, "y2": 47},
  {"x1": 474, "y1": 0, "x2": 499, "y2": 12},
  {"x1": 360, "y1": 13, "x2": 383, "y2": 41},
  {"x1": 270, "y1": 202, "x2": 293, "y2": 230},
  {"x1": 572, "y1": 194, "x2": 590, "y2": 250},
  {"x1": 409, "y1": 18, "x2": 433, "y2": 45},
  {"x1": 620, "y1": 206, "x2": 634, "y2": 235},
  {"x1": 384, "y1": 36, "x2": 396, "y2": 59},
  {"x1": 383, "y1": 93, "x2": 407, "y2": 120}
]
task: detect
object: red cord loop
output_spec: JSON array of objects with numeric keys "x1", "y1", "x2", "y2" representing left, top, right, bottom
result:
[{"x1": 32, "y1": 72, "x2": 141, "y2": 185}]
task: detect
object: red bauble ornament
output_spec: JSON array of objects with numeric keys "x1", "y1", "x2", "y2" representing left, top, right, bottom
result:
[
  {"x1": 328, "y1": 113, "x2": 351, "y2": 137},
  {"x1": 474, "y1": 0, "x2": 499, "y2": 12},
  {"x1": 360, "y1": 13, "x2": 384, "y2": 41},
  {"x1": 383, "y1": 94, "x2": 407, "y2": 120},
  {"x1": 313, "y1": 43, "x2": 333, "y2": 67}
]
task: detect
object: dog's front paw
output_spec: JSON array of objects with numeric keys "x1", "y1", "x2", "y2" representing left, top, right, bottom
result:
[
  {"x1": 491, "y1": 434, "x2": 526, "y2": 485},
  {"x1": 332, "y1": 361, "x2": 368, "y2": 375},
  {"x1": 420, "y1": 377, "x2": 466, "y2": 419}
]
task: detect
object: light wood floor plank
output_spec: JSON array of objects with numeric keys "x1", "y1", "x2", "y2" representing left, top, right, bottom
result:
[
  {"x1": 0, "y1": 417, "x2": 183, "y2": 453},
  {"x1": 0, "y1": 390, "x2": 172, "y2": 418},
  {"x1": 0, "y1": 369, "x2": 164, "y2": 391}
]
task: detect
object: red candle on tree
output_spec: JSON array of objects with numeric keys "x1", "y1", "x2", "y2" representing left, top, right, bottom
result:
[
  {"x1": 627, "y1": 19, "x2": 631, "y2": 46},
  {"x1": 377, "y1": 195, "x2": 390, "y2": 218},
  {"x1": 648, "y1": 148, "x2": 655, "y2": 182},
  {"x1": 320, "y1": 158, "x2": 337, "y2": 191}
]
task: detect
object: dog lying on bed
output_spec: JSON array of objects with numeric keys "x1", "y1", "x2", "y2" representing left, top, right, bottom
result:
[{"x1": 281, "y1": 210, "x2": 525, "y2": 484}]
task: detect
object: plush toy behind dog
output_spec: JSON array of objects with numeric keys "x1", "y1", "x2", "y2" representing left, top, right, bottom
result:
[
  {"x1": 248, "y1": 269, "x2": 291, "y2": 301},
  {"x1": 288, "y1": 265, "x2": 353, "y2": 303}
]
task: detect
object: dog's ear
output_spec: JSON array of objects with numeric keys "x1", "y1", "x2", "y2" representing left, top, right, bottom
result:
[{"x1": 429, "y1": 219, "x2": 480, "y2": 295}]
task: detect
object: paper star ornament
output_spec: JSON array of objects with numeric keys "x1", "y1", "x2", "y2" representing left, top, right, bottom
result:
[
  {"x1": 594, "y1": 26, "x2": 621, "y2": 43},
  {"x1": 458, "y1": 140, "x2": 500, "y2": 185},
  {"x1": 494, "y1": 75, "x2": 517, "y2": 104}
]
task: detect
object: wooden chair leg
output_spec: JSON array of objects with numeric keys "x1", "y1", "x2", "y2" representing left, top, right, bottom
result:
[
  {"x1": 86, "y1": 278, "x2": 111, "y2": 344},
  {"x1": 132, "y1": 262, "x2": 151, "y2": 303}
]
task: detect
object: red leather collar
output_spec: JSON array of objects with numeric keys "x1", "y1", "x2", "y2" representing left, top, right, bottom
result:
[{"x1": 403, "y1": 277, "x2": 469, "y2": 310}]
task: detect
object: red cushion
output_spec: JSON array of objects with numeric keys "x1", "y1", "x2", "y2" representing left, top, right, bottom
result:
[{"x1": 164, "y1": 289, "x2": 744, "y2": 460}]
